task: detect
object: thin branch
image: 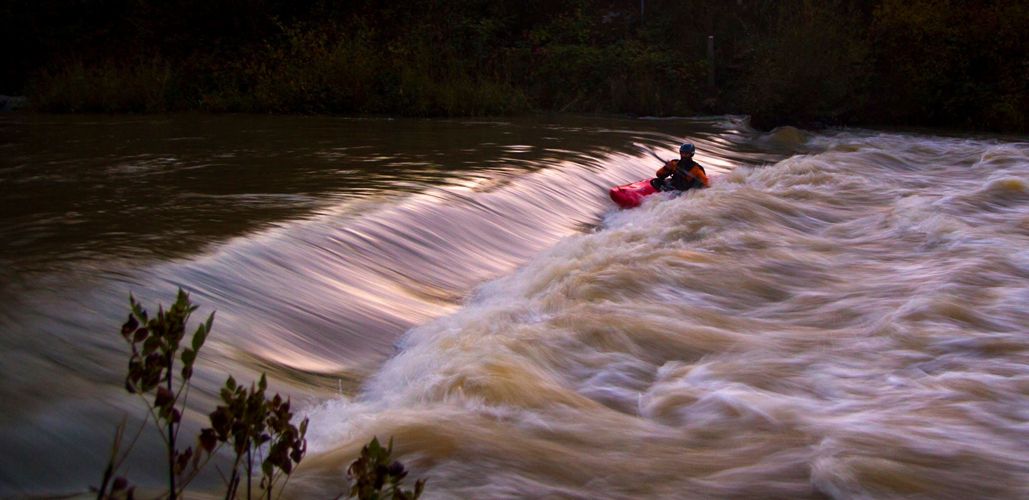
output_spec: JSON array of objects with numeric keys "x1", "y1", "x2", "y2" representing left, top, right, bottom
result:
[
  {"x1": 174, "y1": 442, "x2": 225, "y2": 496},
  {"x1": 131, "y1": 386, "x2": 171, "y2": 449},
  {"x1": 112, "y1": 411, "x2": 152, "y2": 471}
]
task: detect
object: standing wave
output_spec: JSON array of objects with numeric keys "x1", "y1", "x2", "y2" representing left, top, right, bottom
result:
[{"x1": 296, "y1": 133, "x2": 1029, "y2": 499}]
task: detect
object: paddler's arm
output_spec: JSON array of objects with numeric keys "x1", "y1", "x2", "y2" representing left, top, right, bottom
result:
[{"x1": 655, "y1": 159, "x2": 677, "y2": 180}]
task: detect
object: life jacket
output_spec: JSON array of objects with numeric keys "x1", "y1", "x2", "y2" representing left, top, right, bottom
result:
[{"x1": 656, "y1": 159, "x2": 709, "y2": 191}]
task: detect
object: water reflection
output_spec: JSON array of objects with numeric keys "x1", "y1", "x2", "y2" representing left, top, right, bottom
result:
[{"x1": 0, "y1": 113, "x2": 782, "y2": 494}]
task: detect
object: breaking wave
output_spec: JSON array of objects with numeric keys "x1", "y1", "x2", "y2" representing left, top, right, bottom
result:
[{"x1": 299, "y1": 132, "x2": 1029, "y2": 498}]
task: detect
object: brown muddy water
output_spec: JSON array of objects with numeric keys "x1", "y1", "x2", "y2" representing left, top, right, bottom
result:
[{"x1": 0, "y1": 114, "x2": 1026, "y2": 498}]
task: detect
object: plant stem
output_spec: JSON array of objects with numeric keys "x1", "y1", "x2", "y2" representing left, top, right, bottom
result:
[
  {"x1": 246, "y1": 447, "x2": 253, "y2": 500},
  {"x1": 166, "y1": 352, "x2": 177, "y2": 500},
  {"x1": 225, "y1": 453, "x2": 244, "y2": 500}
]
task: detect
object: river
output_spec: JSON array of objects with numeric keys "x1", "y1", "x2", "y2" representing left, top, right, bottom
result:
[{"x1": 0, "y1": 114, "x2": 1026, "y2": 498}]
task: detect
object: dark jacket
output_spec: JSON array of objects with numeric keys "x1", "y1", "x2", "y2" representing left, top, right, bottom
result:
[{"x1": 655, "y1": 159, "x2": 709, "y2": 191}]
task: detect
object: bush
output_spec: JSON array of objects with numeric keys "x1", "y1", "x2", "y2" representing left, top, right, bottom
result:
[
  {"x1": 15, "y1": 0, "x2": 1027, "y2": 131},
  {"x1": 98, "y1": 290, "x2": 307, "y2": 499},
  {"x1": 868, "y1": 0, "x2": 1029, "y2": 130},
  {"x1": 734, "y1": 0, "x2": 872, "y2": 128},
  {"x1": 348, "y1": 437, "x2": 425, "y2": 500},
  {"x1": 30, "y1": 59, "x2": 178, "y2": 113},
  {"x1": 97, "y1": 290, "x2": 424, "y2": 499}
]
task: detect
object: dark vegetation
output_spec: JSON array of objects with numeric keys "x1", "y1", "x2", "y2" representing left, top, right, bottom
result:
[
  {"x1": 100, "y1": 290, "x2": 423, "y2": 499},
  {"x1": 3, "y1": 0, "x2": 1026, "y2": 131},
  {"x1": 347, "y1": 437, "x2": 426, "y2": 500}
]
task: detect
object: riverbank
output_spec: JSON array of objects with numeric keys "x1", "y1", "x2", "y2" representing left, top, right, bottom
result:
[{"x1": 5, "y1": 1, "x2": 1025, "y2": 133}]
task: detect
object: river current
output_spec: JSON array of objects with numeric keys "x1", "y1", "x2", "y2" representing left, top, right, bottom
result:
[{"x1": 0, "y1": 115, "x2": 1026, "y2": 498}]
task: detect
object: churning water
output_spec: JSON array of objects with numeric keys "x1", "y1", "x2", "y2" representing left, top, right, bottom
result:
[{"x1": 0, "y1": 115, "x2": 1026, "y2": 498}]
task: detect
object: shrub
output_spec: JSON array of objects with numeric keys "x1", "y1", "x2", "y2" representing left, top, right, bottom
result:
[
  {"x1": 347, "y1": 437, "x2": 425, "y2": 500},
  {"x1": 97, "y1": 290, "x2": 307, "y2": 499},
  {"x1": 96, "y1": 290, "x2": 424, "y2": 499},
  {"x1": 30, "y1": 59, "x2": 177, "y2": 113}
]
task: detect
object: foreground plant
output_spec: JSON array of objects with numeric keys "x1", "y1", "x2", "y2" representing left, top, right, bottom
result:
[
  {"x1": 96, "y1": 290, "x2": 423, "y2": 499},
  {"x1": 346, "y1": 437, "x2": 425, "y2": 500},
  {"x1": 96, "y1": 290, "x2": 307, "y2": 499},
  {"x1": 208, "y1": 374, "x2": 308, "y2": 499}
]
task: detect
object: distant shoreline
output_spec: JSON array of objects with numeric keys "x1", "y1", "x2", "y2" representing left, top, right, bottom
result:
[
  {"x1": 5, "y1": 2, "x2": 1024, "y2": 134},
  {"x1": 6, "y1": 108, "x2": 1026, "y2": 141}
]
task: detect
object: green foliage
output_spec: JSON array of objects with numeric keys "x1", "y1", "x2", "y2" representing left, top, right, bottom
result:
[
  {"x1": 236, "y1": 23, "x2": 529, "y2": 117},
  {"x1": 525, "y1": 41, "x2": 700, "y2": 115},
  {"x1": 208, "y1": 374, "x2": 308, "y2": 499},
  {"x1": 869, "y1": 0, "x2": 1028, "y2": 130},
  {"x1": 30, "y1": 59, "x2": 178, "y2": 113},
  {"x1": 734, "y1": 0, "x2": 873, "y2": 128},
  {"x1": 347, "y1": 437, "x2": 425, "y2": 500},
  {"x1": 12, "y1": 0, "x2": 1027, "y2": 131},
  {"x1": 104, "y1": 289, "x2": 212, "y2": 499},
  {"x1": 100, "y1": 290, "x2": 425, "y2": 499},
  {"x1": 98, "y1": 290, "x2": 308, "y2": 500}
]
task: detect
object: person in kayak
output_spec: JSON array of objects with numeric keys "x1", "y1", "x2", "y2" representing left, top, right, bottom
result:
[{"x1": 651, "y1": 143, "x2": 709, "y2": 192}]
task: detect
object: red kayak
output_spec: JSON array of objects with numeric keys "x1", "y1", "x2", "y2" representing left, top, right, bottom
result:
[{"x1": 609, "y1": 179, "x2": 659, "y2": 208}]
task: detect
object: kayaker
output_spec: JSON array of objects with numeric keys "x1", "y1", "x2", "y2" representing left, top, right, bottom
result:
[{"x1": 651, "y1": 143, "x2": 709, "y2": 192}]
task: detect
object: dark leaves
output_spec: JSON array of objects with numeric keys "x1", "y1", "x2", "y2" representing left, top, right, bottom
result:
[
  {"x1": 120, "y1": 314, "x2": 138, "y2": 339},
  {"x1": 132, "y1": 327, "x2": 149, "y2": 343},
  {"x1": 109, "y1": 476, "x2": 135, "y2": 500},
  {"x1": 113, "y1": 290, "x2": 211, "y2": 495},
  {"x1": 209, "y1": 406, "x2": 231, "y2": 438},
  {"x1": 198, "y1": 428, "x2": 217, "y2": 453},
  {"x1": 109, "y1": 290, "x2": 318, "y2": 499},
  {"x1": 141, "y1": 334, "x2": 161, "y2": 355},
  {"x1": 201, "y1": 373, "x2": 309, "y2": 496},
  {"x1": 174, "y1": 447, "x2": 193, "y2": 476},
  {"x1": 154, "y1": 386, "x2": 174, "y2": 409},
  {"x1": 347, "y1": 437, "x2": 425, "y2": 500},
  {"x1": 387, "y1": 461, "x2": 405, "y2": 477}
]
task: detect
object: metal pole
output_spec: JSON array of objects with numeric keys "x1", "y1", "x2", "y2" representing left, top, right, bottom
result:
[{"x1": 707, "y1": 35, "x2": 716, "y2": 90}]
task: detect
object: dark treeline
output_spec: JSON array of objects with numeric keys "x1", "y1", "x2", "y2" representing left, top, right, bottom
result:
[{"x1": 3, "y1": 0, "x2": 1026, "y2": 131}]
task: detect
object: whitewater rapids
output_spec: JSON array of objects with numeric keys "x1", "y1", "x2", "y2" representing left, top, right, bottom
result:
[
  {"x1": 295, "y1": 131, "x2": 1029, "y2": 498},
  {"x1": 1, "y1": 115, "x2": 1025, "y2": 498}
]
